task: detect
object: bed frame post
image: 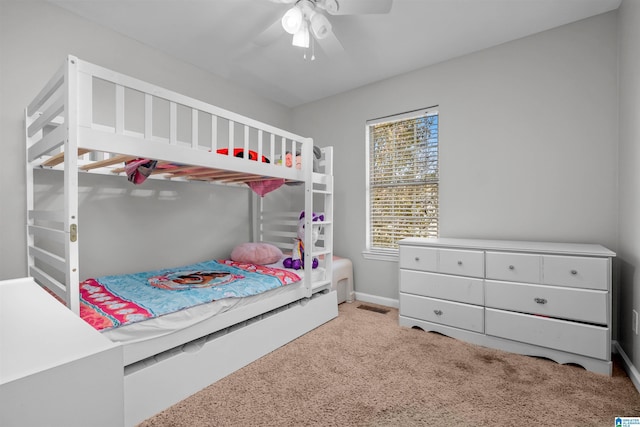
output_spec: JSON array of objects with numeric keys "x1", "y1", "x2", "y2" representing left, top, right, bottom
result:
[
  {"x1": 64, "y1": 56, "x2": 81, "y2": 314},
  {"x1": 321, "y1": 146, "x2": 334, "y2": 291},
  {"x1": 249, "y1": 191, "x2": 260, "y2": 243},
  {"x1": 25, "y1": 111, "x2": 35, "y2": 281}
]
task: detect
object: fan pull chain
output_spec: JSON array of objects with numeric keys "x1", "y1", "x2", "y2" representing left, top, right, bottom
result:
[
  {"x1": 303, "y1": 37, "x2": 316, "y2": 61},
  {"x1": 311, "y1": 36, "x2": 315, "y2": 60}
]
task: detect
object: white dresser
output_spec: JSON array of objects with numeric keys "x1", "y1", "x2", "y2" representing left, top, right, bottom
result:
[
  {"x1": 398, "y1": 238, "x2": 615, "y2": 375},
  {"x1": 0, "y1": 278, "x2": 123, "y2": 426}
]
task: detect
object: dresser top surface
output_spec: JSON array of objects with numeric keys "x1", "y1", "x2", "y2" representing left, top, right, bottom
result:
[
  {"x1": 0, "y1": 277, "x2": 119, "y2": 384},
  {"x1": 399, "y1": 238, "x2": 616, "y2": 257}
]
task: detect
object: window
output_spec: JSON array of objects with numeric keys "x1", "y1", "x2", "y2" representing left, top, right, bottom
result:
[{"x1": 365, "y1": 107, "x2": 439, "y2": 258}]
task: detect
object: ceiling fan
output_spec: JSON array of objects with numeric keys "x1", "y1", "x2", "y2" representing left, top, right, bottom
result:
[{"x1": 265, "y1": 0, "x2": 393, "y2": 59}]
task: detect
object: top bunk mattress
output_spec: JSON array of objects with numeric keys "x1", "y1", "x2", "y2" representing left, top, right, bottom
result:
[{"x1": 84, "y1": 257, "x2": 325, "y2": 345}]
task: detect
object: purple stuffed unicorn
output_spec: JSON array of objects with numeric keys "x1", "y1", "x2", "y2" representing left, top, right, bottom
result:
[{"x1": 283, "y1": 211, "x2": 324, "y2": 270}]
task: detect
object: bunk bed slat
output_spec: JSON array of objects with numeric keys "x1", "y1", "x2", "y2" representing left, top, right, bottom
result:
[
  {"x1": 80, "y1": 154, "x2": 136, "y2": 171},
  {"x1": 211, "y1": 115, "x2": 218, "y2": 151},
  {"x1": 197, "y1": 171, "x2": 248, "y2": 181},
  {"x1": 219, "y1": 176, "x2": 256, "y2": 183},
  {"x1": 228, "y1": 120, "x2": 234, "y2": 153},
  {"x1": 27, "y1": 65, "x2": 64, "y2": 116},
  {"x1": 191, "y1": 108, "x2": 198, "y2": 149},
  {"x1": 280, "y1": 137, "x2": 286, "y2": 167},
  {"x1": 163, "y1": 167, "x2": 212, "y2": 178},
  {"x1": 144, "y1": 94, "x2": 153, "y2": 139},
  {"x1": 27, "y1": 124, "x2": 65, "y2": 162},
  {"x1": 261, "y1": 210, "x2": 300, "y2": 219},
  {"x1": 78, "y1": 71, "x2": 92, "y2": 128},
  {"x1": 41, "y1": 148, "x2": 92, "y2": 167},
  {"x1": 28, "y1": 225, "x2": 66, "y2": 243},
  {"x1": 30, "y1": 266, "x2": 66, "y2": 301},
  {"x1": 257, "y1": 130, "x2": 263, "y2": 165},
  {"x1": 115, "y1": 84, "x2": 125, "y2": 135},
  {"x1": 149, "y1": 164, "x2": 194, "y2": 175},
  {"x1": 270, "y1": 134, "x2": 275, "y2": 164},
  {"x1": 243, "y1": 125, "x2": 250, "y2": 158},
  {"x1": 29, "y1": 245, "x2": 66, "y2": 273},
  {"x1": 170, "y1": 102, "x2": 177, "y2": 145},
  {"x1": 291, "y1": 140, "x2": 297, "y2": 164},
  {"x1": 28, "y1": 209, "x2": 65, "y2": 223},
  {"x1": 222, "y1": 175, "x2": 272, "y2": 183},
  {"x1": 27, "y1": 95, "x2": 64, "y2": 138},
  {"x1": 260, "y1": 229, "x2": 298, "y2": 239}
]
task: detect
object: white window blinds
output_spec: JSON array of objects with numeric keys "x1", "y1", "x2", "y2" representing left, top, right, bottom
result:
[{"x1": 366, "y1": 107, "x2": 439, "y2": 251}]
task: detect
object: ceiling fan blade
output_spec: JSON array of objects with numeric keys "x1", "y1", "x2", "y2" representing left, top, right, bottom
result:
[
  {"x1": 253, "y1": 17, "x2": 284, "y2": 47},
  {"x1": 329, "y1": 0, "x2": 393, "y2": 15}
]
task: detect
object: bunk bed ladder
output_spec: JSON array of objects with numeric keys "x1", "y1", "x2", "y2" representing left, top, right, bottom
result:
[
  {"x1": 307, "y1": 146, "x2": 334, "y2": 296},
  {"x1": 251, "y1": 145, "x2": 334, "y2": 298}
]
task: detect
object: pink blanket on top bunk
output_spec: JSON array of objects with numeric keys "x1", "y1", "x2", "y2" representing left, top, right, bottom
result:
[{"x1": 79, "y1": 259, "x2": 300, "y2": 331}]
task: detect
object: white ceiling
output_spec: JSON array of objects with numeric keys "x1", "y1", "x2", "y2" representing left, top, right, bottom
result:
[{"x1": 49, "y1": 0, "x2": 621, "y2": 108}]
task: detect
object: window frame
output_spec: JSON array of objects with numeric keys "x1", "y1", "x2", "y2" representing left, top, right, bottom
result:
[{"x1": 363, "y1": 106, "x2": 439, "y2": 261}]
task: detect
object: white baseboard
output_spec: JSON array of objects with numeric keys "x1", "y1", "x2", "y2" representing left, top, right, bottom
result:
[
  {"x1": 354, "y1": 292, "x2": 399, "y2": 309},
  {"x1": 614, "y1": 340, "x2": 640, "y2": 393}
]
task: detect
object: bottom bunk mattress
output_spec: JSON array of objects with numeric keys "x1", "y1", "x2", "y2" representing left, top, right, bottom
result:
[{"x1": 80, "y1": 258, "x2": 324, "y2": 345}]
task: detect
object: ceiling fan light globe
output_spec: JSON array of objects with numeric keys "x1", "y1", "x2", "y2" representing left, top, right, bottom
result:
[
  {"x1": 319, "y1": 0, "x2": 339, "y2": 14},
  {"x1": 292, "y1": 24, "x2": 310, "y2": 48},
  {"x1": 310, "y1": 13, "x2": 332, "y2": 39},
  {"x1": 282, "y1": 6, "x2": 303, "y2": 35}
]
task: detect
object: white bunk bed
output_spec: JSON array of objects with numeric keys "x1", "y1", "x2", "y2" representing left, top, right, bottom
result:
[{"x1": 25, "y1": 56, "x2": 336, "y2": 426}]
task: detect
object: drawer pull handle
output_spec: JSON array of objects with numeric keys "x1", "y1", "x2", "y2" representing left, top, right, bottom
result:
[
  {"x1": 508, "y1": 265, "x2": 515, "y2": 270},
  {"x1": 434, "y1": 309, "x2": 443, "y2": 316},
  {"x1": 571, "y1": 269, "x2": 578, "y2": 275},
  {"x1": 534, "y1": 297, "x2": 547, "y2": 305},
  {"x1": 457, "y1": 261, "x2": 463, "y2": 265},
  {"x1": 415, "y1": 257, "x2": 420, "y2": 262}
]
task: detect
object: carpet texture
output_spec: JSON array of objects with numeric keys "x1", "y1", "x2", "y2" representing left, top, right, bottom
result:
[{"x1": 138, "y1": 302, "x2": 640, "y2": 426}]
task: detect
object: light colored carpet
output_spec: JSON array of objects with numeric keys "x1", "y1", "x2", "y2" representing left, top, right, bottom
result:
[{"x1": 138, "y1": 301, "x2": 640, "y2": 426}]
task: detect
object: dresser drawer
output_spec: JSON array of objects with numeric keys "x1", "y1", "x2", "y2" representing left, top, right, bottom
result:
[
  {"x1": 486, "y1": 252, "x2": 540, "y2": 283},
  {"x1": 399, "y1": 246, "x2": 438, "y2": 271},
  {"x1": 542, "y1": 255, "x2": 609, "y2": 290},
  {"x1": 400, "y1": 270, "x2": 484, "y2": 305},
  {"x1": 485, "y1": 280, "x2": 608, "y2": 325},
  {"x1": 485, "y1": 308, "x2": 609, "y2": 360},
  {"x1": 438, "y1": 248, "x2": 484, "y2": 278},
  {"x1": 400, "y1": 294, "x2": 484, "y2": 333}
]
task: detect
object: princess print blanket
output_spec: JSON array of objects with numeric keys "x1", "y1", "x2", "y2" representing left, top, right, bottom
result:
[{"x1": 79, "y1": 259, "x2": 300, "y2": 331}]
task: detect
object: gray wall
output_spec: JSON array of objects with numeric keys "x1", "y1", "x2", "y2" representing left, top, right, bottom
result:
[
  {"x1": 0, "y1": 1, "x2": 292, "y2": 278},
  {"x1": 291, "y1": 11, "x2": 619, "y2": 304},
  {"x1": 617, "y1": 0, "x2": 640, "y2": 373}
]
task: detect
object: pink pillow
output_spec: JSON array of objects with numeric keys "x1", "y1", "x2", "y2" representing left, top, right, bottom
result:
[{"x1": 230, "y1": 243, "x2": 283, "y2": 265}]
